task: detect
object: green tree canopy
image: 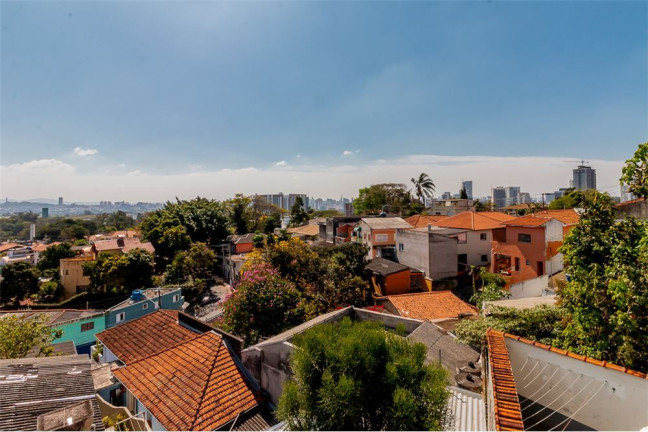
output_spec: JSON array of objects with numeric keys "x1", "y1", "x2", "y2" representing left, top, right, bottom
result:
[
  {"x1": 277, "y1": 318, "x2": 449, "y2": 431},
  {"x1": 164, "y1": 242, "x2": 216, "y2": 291},
  {"x1": 0, "y1": 314, "x2": 63, "y2": 359},
  {"x1": 37, "y1": 243, "x2": 75, "y2": 271},
  {"x1": 0, "y1": 262, "x2": 41, "y2": 305},
  {"x1": 83, "y1": 249, "x2": 154, "y2": 294},
  {"x1": 558, "y1": 191, "x2": 648, "y2": 372},
  {"x1": 224, "y1": 194, "x2": 252, "y2": 234},
  {"x1": 620, "y1": 142, "x2": 648, "y2": 199},
  {"x1": 289, "y1": 196, "x2": 309, "y2": 228},
  {"x1": 354, "y1": 183, "x2": 412, "y2": 215}
]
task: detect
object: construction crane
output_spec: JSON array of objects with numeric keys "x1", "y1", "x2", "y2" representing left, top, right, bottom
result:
[{"x1": 563, "y1": 159, "x2": 590, "y2": 166}]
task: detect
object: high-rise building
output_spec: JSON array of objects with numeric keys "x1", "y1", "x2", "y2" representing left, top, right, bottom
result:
[
  {"x1": 518, "y1": 192, "x2": 532, "y2": 204},
  {"x1": 441, "y1": 192, "x2": 452, "y2": 200},
  {"x1": 58, "y1": 197, "x2": 64, "y2": 206},
  {"x1": 492, "y1": 187, "x2": 506, "y2": 209},
  {"x1": 344, "y1": 202, "x2": 354, "y2": 216},
  {"x1": 462, "y1": 180, "x2": 473, "y2": 200},
  {"x1": 572, "y1": 164, "x2": 597, "y2": 191},
  {"x1": 42, "y1": 207, "x2": 49, "y2": 218},
  {"x1": 505, "y1": 187, "x2": 521, "y2": 207}
]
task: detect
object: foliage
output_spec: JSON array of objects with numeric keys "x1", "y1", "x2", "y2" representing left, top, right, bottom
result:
[
  {"x1": 620, "y1": 142, "x2": 648, "y2": 199},
  {"x1": 37, "y1": 243, "x2": 75, "y2": 271},
  {"x1": 83, "y1": 249, "x2": 154, "y2": 294},
  {"x1": 37, "y1": 280, "x2": 63, "y2": 303},
  {"x1": 224, "y1": 194, "x2": 252, "y2": 234},
  {"x1": 276, "y1": 318, "x2": 449, "y2": 431},
  {"x1": 459, "y1": 187, "x2": 468, "y2": 200},
  {"x1": 410, "y1": 173, "x2": 435, "y2": 205},
  {"x1": 248, "y1": 196, "x2": 285, "y2": 233},
  {"x1": 0, "y1": 314, "x2": 63, "y2": 359},
  {"x1": 37, "y1": 218, "x2": 98, "y2": 241},
  {"x1": 139, "y1": 197, "x2": 228, "y2": 269},
  {"x1": 0, "y1": 212, "x2": 39, "y2": 240},
  {"x1": 102, "y1": 414, "x2": 130, "y2": 431},
  {"x1": 558, "y1": 191, "x2": 648, "y2": 373},
  {"x1": 309, "y1": 209, "x2": 343, "y2": 218},
  {"x1": 164, "y1": 242, "x2": 216, "y2": 292},
  {"x1": 473, "y1": 199, "x2": 491, "y2": 212},
  {"x1": 94, "y1": 211, "x2": 137, "y2": 232},
  {"x1": 548, "y1": 188, "x2": 596, "y2": 210},
  {"x1": 469, "y1": 267, "x2": 510, "y2": 310},
  {"x1": 252, "y1": 231, "x2": 265, "y2": 248},
  {"x1": 221, "y1": 264, "x2": 305, "y2": 345},
  {"x1": 354, "y1": 183, "x2": 412, "y2": 215},
  {"x1": 454, "y1": 305, "x2": 565, "y2": 349},
  {"x1": 289, "y1": 196, "x2": 309, "y2": 227},
  {"x1": 0, "y1": 262, "x2": 41, "y2": 305},
  {"x1": 92, "y1": 342, "x2": 103, "y2": 362}
]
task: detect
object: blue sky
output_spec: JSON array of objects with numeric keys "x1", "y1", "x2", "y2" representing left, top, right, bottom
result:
[{"x1": 1, "y1": 1, "x2": 646, "y2": 201}]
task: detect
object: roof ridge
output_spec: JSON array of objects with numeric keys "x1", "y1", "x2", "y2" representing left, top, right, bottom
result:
[
  {"x1": 123, "y1": 330, "x2": 210, "y2": 366},
  {"x1": 501, "y1": 332, "x2": 648, "y2": 380},
  {"x1": 96, "y1": 309, "x2": 181, "y2": 343},
  {"x1": 190, "y1": 334, "x2": 225, "y2": 430}
]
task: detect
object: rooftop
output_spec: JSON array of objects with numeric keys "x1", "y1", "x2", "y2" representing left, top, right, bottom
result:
[
  {"x1": 0, "y1": 355, "x2": 105, "y2": 431},
  {"x1": 113, "y1": 331, "x2": 259, "y2": 431},
  {"x1": 404, "y1": 214, "x2": 450, "y2": 229},
  {"x1": 361, "y1": 217, "x2": 413, "y2": 230},
  {"x1": 0, "y1": 242, "x2": 23, "y2": 253},
  {"x1": 286, "y1": 224, "x2": 319, "y2": 236},
  {"x1": 384, "y1": 291, "x2": 478, "y2": 321},
  {"x1": 0, "y1": 309, "x2": 104, "y2": 326},
  {"x1": 106, "y1": 287, "x2": 181, "y2": 312},
  {"x1": 502, "y1": 209, "x2": 580, "y2": 227},
  {"x1": 92, "y1": 238, "x2": 155, "y2": 254},
  {"x1": 95, "y1": 310, "x2": 200, "y2": 364},
  {"x1": 436, "y1": 211, "x2": 516, "y2": 231},
  {"x1": 365, "y1": 257, "x2": 412, "y2": 276}
]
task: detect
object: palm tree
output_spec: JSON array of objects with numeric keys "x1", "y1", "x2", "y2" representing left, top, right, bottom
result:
[{"x1": 410, "y1": 173, "x2": 435, "y2": 205}]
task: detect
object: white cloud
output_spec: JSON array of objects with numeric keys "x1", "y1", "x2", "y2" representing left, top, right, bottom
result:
[
  {"x1": 275, "y1": 160, "x2": 287, "y2": 167},
  {"x1": 296, "y1": 155, "x2": 302, "y2": 159},
  {"x1": 342, "y1": 150, "x2": 353, "y2": 156},
  {"x1": 73, "y1": 147, "x2": 99, "y2": 157},
  {"x1": 0, "y1": 154, "x2": 625, "y2": 202}
]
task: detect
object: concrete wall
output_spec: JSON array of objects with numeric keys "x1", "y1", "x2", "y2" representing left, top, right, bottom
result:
[
  {"x1": 509, "y1": 274, "x2": 548, "y2": 299},
  {"x1": 617, "y1": 199, "x2": 648, "y2": 219},
  {"x1": 507, "y1": 338, "x2": 648, "y2": 431},
  {"x1": 241, "y1": 341, "x2": 293, "y2": 405},
  {"x1": 136, "y1": 399, "x2": 165, "y2": 431},
  {"x1": 60, "y1": 257, "x2": 93, "y2": 299},
  {"x1": 105, "y1": 290, "x2": 183, "y2": 328},
  {"x1": 396, "y1": 230, "x2": 457, "y2": 281},
  {"x1": 457, "y1": 230, "x2": 493, "y2": 267}
]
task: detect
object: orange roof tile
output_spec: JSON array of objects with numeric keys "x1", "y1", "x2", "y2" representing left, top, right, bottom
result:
[
  {"x1": 96, "y1": 310, "x2": 199, "y2": 364},
  {"x1": 532, "y1": 209, "x2": 580, "y2": 225},
  {"x1": 616, "y1": 197, "x2": 646, "y2": 207},
  {"x1": 436, "y1": 211, "x2": 516, "y2": 231},
  {"x1": 385, "y1": 291, "x2": 478, "y2": 321},
  {"x1": 0, "y1": 242, "x2": 23, "y2": 253},
  {"x1": 92, "y1": 238, "x2": 155, "y2": 254},
  {"x1": 500, "y1": 332, "x2": 647, "y2": 379},
  {"x1": 113, "y1": 332, "x2": 259, "y2": 431},
  {"x1": 404, "y1": 214, "x2": 450, "y2": 229},
  {"x1": 31, "y1": 242, "x2": 61, "y2": 252},
  {"x1": 486, "y1": 330, "x2": 524, "y2": 431},
  {"x1": 501, "y1": 215, "x2": 549, "y2": 227}
]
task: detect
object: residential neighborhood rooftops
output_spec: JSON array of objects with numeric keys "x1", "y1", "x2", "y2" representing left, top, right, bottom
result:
[
  {"x1": 366, "y1": 257, "x2": 413, "y2": 276},
  {"x1": 106, "y1": 287, "x2": 181, "y2": 312},
  {"x1": 95, "y1": 310, "x2": 200, "y2": 364},
  {"x1": 113, "y1": 331, "x2": 260, "y2": 431},
  {"x1": 0, "y1": 355, "x2": 105, "y2": 431},
  {"x1": 31, "y1": 242, "x2": 61, "y2": 252},
  {"x1": 384, "y1": 291, "x2": 478, "y2": 321},
  {"x1": 0, "y1": 309, "x2": 105, "y2": 326},
  {"x1": 286, "y1": 224, "x2": 319, "y2": 236},
  {"x1": 0, "y1": 242, "x2": 24, "y2": 253},
  {"x1": 533, "y1": 209, "x2": 580, "y2": 225},
  {"x1": 92, "y1": 237, "x2": 155, "y2": 254},
  {"x1": 436, "y1": 211, "x2": 516, "y2": 231},
  {"x1": 360, "y1": 217, "x2": 413, "y2": 229},
  {"x1": 404, "y1": 214, "x2": 450, "y2": 229},
  {"x1": 500, "y1": 214, "x2": 551, "y2": 227},
  {"x1": 231, "y1": 233, "x2": 255, "y2": 244}
]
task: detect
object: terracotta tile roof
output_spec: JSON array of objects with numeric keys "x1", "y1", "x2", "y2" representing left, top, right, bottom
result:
[
  {"x1": 616, "y1": 197, "x2": 646, "y2": 207},
  {"x1": 500, "y1": 332, "x2": 647, "y2": 379},
  {"x1": 286, "y1": 224, "x2": 320, "y2": 236},
  {"x1": 31, "y1": 241, "x2": 61, "y2": 252},
  {"x1": 501, "y1": 215, "x2": 549, "y2": 227},
  {"x1": 485, "y1": 330, "x2": 524, "y2": 431},
  {"x1": 361, "y1": 217, "x2": 413, "y2": 229},
  {"x1": 436, "y1": 212, "x2": 516, "y2": 231},
  {"x1": 385, "y1": 291, "x2": 478, "y2": 321},
  {"x1": 92, "y1": 238, "x2": 155, "y2": 254},
  {"x1": 95, "y1": 310, "x2": 199, "y2": 364},
  {"x1": 0, "y1": 242, "x2": 23, "y2": 252},
  {"x1": 532, "y1": 209, "x2": 580, "y2": 225},
  {"x1": 113, "y1": 332, "x2": 259, "y2": 431},
  {"x1": 404, "y1": 214, "x2": 449, "y2": 229}
]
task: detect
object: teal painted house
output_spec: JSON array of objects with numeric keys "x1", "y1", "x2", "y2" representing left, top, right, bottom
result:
[
  {"x1": 105, "y1": 287, "x2": 184, "y2": 329},
  {"x1": 0, "y1": 309, "x2": 106, "y2": 354}
]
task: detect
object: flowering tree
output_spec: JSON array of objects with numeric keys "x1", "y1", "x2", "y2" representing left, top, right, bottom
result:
[{"x1": 222, "y1": 263, "x2": 305, "y2": 345}]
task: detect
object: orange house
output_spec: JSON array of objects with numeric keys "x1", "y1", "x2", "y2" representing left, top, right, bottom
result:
[
  {"x1": 491, "y1": 210, "x2": 579, "y2": 285},
  {"x1": 230, "y1": 233, "x2": 255, "y2": 254},
  {"x1": 365, "y1": 257, "x2": 422, "y2": 296}
]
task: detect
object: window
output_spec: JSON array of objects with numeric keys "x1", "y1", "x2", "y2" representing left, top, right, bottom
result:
[
  {"x1": 481, "y1": 254, "x2": 488, "y2": 262},
  {"x1": 173, "y1": 294, "x2": 180, "y2": 302},
  {"x1": 375, "y1": 234, "x2": 388, "y2": 242},
  {"x1": 518, "y1": 233, "x2": 532, "y2": 243},
  {"x1": 398, "y1": 243, "x2": 404, "y2": 252},
  {"x1": 142, "y1": 303, "x2": 149, "y2": 310},
  {"x1": 81, "y1": 322, "x2": 94, "y2": 332},
  {"x1": 456, "y1": 233, "x2": 467, "y2": 244},
  {"x1": 526, "y1": 259, "x2": 530, "y2": 266},
  {"x1": 65, "y1": 269, "x2": 69, "y2": 275},
  {"x1": 116, "y1": 312, "x2": 125, "y2": 323},
  {"x1": 480, "y1": 233, "x2": 487, "y2": 241},
  {"x1": 514, "y1": 257, "x2": 520, "y2": 271}
]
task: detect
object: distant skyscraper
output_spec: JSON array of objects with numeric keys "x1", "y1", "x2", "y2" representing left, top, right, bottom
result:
[
  {"x1": 58, "y1": 197, "x2": 63, "y2": 206},
  {"x1": 462, "y1": 180, "x2": 473, "y2": 200},
  {"x1": 518, "y1": 192, "x2": 532, "y2": 204},
  {"x1": 441, "y1": 192, "x2": 452, "y2": 200},
  {"x1": 344, "y1": 202, "x2": 354, "y2": 216},
  {"x1": 572, "y1": 164, "x2": 597, "y2": 191},
  {"x1": 42, "y1": 207, "x2": 49, "y2": 218},
  {"x1": 492, "y1": 187, "x2": 506, "y2": 209},
  {"x1": 505, "y1": 187, "x2": 521, "y2": 207}
]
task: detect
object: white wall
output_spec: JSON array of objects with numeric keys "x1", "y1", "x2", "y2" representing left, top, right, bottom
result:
[
  {"x1": 103, "y1": 345, "x2": 119, "y2": 363},
  {"x1": 509, "y1": 274, "x2": 548, "y2": 299},
  {"x1": 136, "y1": 399, "x2": 166, "y2": 431},
  {"x1": 457, "y1": 230, "x2": 492, "y2": 267},
  {"x1": 506, "y1": 338, "x2": 648, "y2": 431}
]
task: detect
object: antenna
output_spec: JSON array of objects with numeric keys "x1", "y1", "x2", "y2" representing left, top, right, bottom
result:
[{"x1": 563, "y1": 160, "x2": 590, "y2": 166}]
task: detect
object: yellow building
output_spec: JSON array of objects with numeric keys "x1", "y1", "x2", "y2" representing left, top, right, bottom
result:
[{"x1": 60, "y1": 256, "x2": 94, "y2": 299}]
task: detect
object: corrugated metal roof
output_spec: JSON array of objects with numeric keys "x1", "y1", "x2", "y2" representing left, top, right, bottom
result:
[{"x1": 447, "y1": 386, "x2": 486, "y2": 431}]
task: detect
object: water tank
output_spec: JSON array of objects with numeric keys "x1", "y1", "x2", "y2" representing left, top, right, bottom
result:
[{"x1": 131, "y1": 290, "x2": 145, "y2": 302}]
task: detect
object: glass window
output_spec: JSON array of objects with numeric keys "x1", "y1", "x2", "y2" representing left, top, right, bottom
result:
[
  {"x1": 375, "y1": 234, "x2": 388, "y2": 242},
  {"x1": 81, "y1": 322, "x2": 94, "y2": 332},
  {"x1": 480, "y1": 233, "x2": 487, "y2": 241},
  {"x1": 398, "y1": 243, "x2": 404, "y2": 252},
  {"x1": 116, "y1": 312, "x2": 125, "y2": 323},
  {"x1": 518, "y1": 233, "x2": 532, "y2": 243},
  {"x1": 481, "y1": 254, "x2": 488, "y2": 262},
  {"x1": 143, "y1": 303, "x2": 149, "y2": 310}
]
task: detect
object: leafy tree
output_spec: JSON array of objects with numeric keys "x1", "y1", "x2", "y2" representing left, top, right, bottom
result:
[
  {"x1": 0, "y1": 262, "x2": 41, "y2": 305},
  {"x1": 164, "y1": 242, "x2": 216, "y2": 290},
  {"x1": 459, "y1": 187, "x2": 468, "y2": 200},
  {"x1": 84, "y1": 249, "x2": 154, "y2": 294},
  {"x1": 95, "y1": 211, "x2": 137, "y2": 232},
  {"x1": 249, "y1": 196, "x2": 284, "y2": 233},
  {"x1": 225, "y1": 194, "x2": 252, "y2": 234},
  {"x1": 620, "y1": 142, "x2": 648, "y2": 199},
  {"x1": 558, "y1": 191, "x2": 648, "y2": 372},
  {"x1": 222, "y1": 263, "x2": 305, "y2": 345},
  {"x1": 252, "y1": 231, "x2": 265, "y2": 248},
  {"x1": 0, "y1": 314, "x2": 63, "y2": 359},
  {"x1": 37, "y1": 280, "x2": 63, "y2": 303},
  {"x1": 354, "y1": 183, "x2": 412, "y2": 215},
  {"x1": 289, "y1": 196, "x2": 309, "y2": 227},
  {"x1": 548, "y1": 189, "x2": 596, "y2": 210},
  {"x1": 37, "y1": 243, "x2": 75, "y2": 271},
  {"x1": 454, "y1": 305, "x2": 565, "y2": 349},
  {"x1": 262, "y1": 214, "x2": 281, "y2": 234},
  {"x1": 469, "y1": 267, "x2": 510, "y2": 310},
  {"x1": 277, "y1": 318, "x2": 449, "y2": 431},
  {"x1": 410, "y1": 173, "x2": 435, "y2": 205}
]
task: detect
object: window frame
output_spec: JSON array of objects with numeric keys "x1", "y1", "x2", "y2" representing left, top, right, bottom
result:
[
  {"x1": 80, "y1": 322, "x2": 94, "y2": 332},
  {"x1": 375, "y1": 234, "x2": 389, "y2": 242},
  {"x1": 518, "y1": 233, "x2": 532, "y2": 243},
  {"x1": 116, "y1": 312, "x2": 125, "y2": 323},
  {"x1": 480, "y1": 233, "x2": 487, "y2": 241}
]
